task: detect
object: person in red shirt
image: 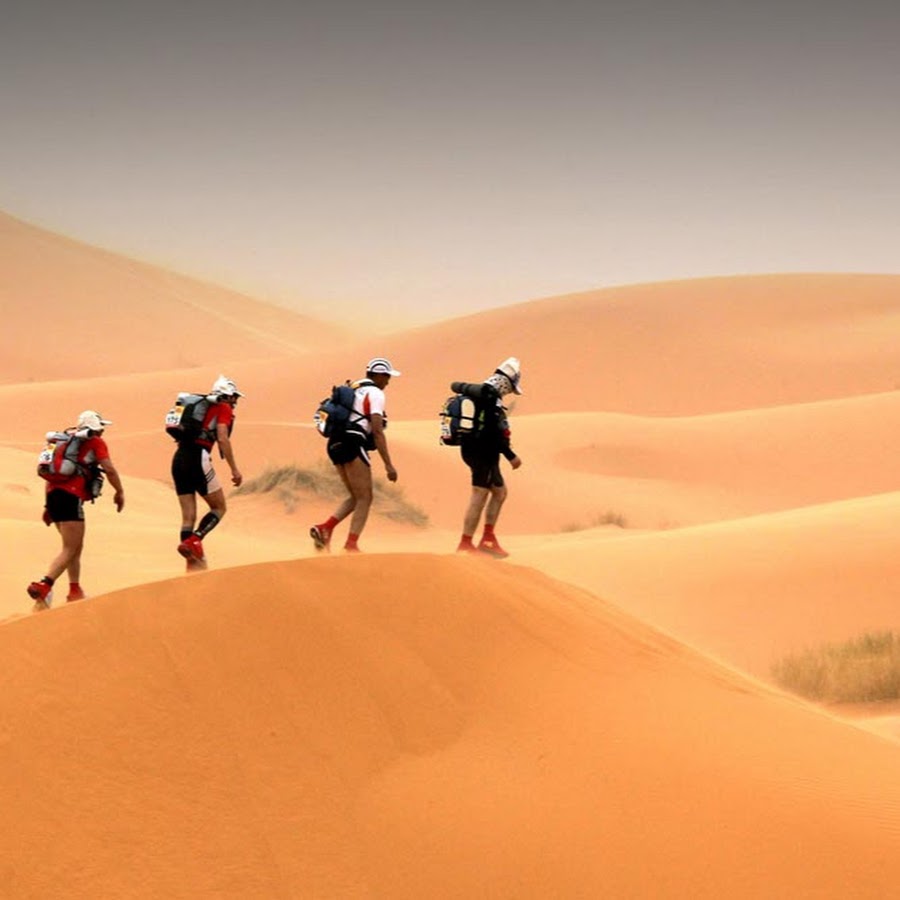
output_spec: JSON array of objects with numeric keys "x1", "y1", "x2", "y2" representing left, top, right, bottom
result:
[
  {"x1": 172, "y1": 375, "x2": 244, "y2": 570},
  {"x1": 27, "y1": 410, "x2": 125, "y2": 610}
]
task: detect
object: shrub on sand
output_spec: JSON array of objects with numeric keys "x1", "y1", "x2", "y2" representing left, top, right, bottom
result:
[
  {"x1": 771, "y1": 631, "x2": 900, "y2": 703},
  {"x1": 560, "y1": 510, "x2": 628, "y2": 533},
  {"x1": 234, "y1": 463, "x2": 429, "y2": 527},
  {"x1": 234, "y1": 464, "x2": 343, "y2": 499}
]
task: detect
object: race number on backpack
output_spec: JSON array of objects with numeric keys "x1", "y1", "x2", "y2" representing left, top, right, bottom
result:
[
  {"x1": 314, "y1": 384, "x2": 358, "y2": 438},
  {"x1": 164, "y1": 392, "x2": 211, "y2": 442},
  {"x1": 439, "y1": 394, "x2": 479, "y2": 446},
  {"x1": 37, "y1": 431, "x2": 105, "y2": 501}
]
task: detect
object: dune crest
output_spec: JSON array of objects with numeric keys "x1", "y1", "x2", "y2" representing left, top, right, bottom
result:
[{"x1": 4, "y1": 556, "x2": 900, "y2": 898}]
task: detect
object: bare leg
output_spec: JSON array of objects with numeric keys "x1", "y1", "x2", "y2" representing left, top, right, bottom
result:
[
  {"x1": 344, "y1": 458, "x2": 374, "y2": 537},
  {"x1": 483, "y1": 485, "x2": 508, "y2": 527},
  {"x1": 332, "y1": 465, "x2": 359, "y2": 522},
  {"x1": 462, "y1": 486, "x2": 490, "y2": 536},
  {"x1": 203, "y1": 487, "x2": 227, "y2": 519},
  {"x1": 66, "y1": 555, "x2": 82, "y2": 584},
  {"x1": 47, "y1": 521, "x2": 85, "y2": 581},
  {"x1": 178, "y1": 493, "x2": 198, "y2": 531}
]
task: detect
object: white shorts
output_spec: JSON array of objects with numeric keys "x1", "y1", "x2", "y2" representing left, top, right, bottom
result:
[{"x1": 201, "y1": 448, "x2": 223, "y2": 494}]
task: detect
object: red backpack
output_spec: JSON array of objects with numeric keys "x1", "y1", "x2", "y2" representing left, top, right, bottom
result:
[{"x1": 37, "y1": 431, "x2": 105, "y2": 500}]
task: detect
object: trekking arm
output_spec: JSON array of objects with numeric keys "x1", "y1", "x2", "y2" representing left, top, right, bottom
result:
[
  {"x1": 370, "y1": 414, "x2": 397, "y2": 482},
  {"x1": 216, "y1": 423, "x2": 243, "y2": 487},
  {"x1": 99, "y1": 457, "x2": 125, "y2": 511}
]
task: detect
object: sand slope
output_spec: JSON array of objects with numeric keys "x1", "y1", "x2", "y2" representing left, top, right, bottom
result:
[
  {"x1": 526, "y1": 491, "x2": 900, "y2": 678},
  {"x1": 4, "y1": 557, "x2": 900, "y2": 898},
  {"x1": 363, "y1": 272, "x2": 900, "y2": 418},
  {"x1": 0, "y1": 212, "x2": 349, "y2": 383},
  {"x1": 5, "y1": 216, "x2": 900, "y2": 897}
]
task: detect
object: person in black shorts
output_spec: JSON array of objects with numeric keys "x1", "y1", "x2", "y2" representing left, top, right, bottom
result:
[
  {"x1": 172, "y1": 375, "x2": 244, "y2": 570},
  {"x1": 310, "y1": 358, "x2": 400, "y2": 553},
  {"x1": 453, "y1": 357, "x2": 523, "y2": 558},
  {"x1": 27, "y1": 410, "x2": 125, "y2": 610}
]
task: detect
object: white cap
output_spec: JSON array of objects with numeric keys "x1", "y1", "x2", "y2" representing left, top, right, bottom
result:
[
  {"x1": 210, "y1": 375, "x2": 245, "y2": 397},
  {"x1": 495, "y1": 357, "x2": 522, "y2": 394},
  {"x1": 366, "y1": 357, "x2": 401, "y2": 376},
  {"x1": 77, "y1": 410, "x2": 112, "y2": 431}
]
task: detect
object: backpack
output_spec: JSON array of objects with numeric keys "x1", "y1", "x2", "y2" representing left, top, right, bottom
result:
[
  {"x1": 314, "y1": 383, "x2": 362, "y2": 438},
  {"x1": 37, "y1": 431, "x2": 105, "y2": 501},
  {"x1": 439, "y1": 394, "x2": 480, "y2": 446},
  {"x1": 165, "y1": 392, "x2": 211, "y2": 442}
]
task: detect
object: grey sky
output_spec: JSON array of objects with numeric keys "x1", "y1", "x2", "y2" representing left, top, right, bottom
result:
[{"x1": 2, "y1": 0, "x2": 898, "y2": 326}]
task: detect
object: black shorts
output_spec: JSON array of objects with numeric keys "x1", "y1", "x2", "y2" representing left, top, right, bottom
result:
[
  {"x1": 327, "y1": 431, "x2": 371, "y2": 467},
  {"x1": 461, "y1": 443, "x2": 504, "y2": 489},
  {"x1": 171, "y1": 442, "x2": 218, "y2": 496},
  {"x1": 46, "y1": 488, "x2": 84, "y2": 522}
]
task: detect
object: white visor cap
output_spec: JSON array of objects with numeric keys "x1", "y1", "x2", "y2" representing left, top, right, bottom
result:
[
  {"x1": 77, "y1": 410, "x2": 112, "y2": 431},
  {"x1": 210, "y1": 375, "x2": 245, "y2": 397},
  {"x1": 495, "y1": 357, "x2": 522, "y2": 394},
  {"x1": 366, "y1": 357, "x2": 401, "y2": 376}
]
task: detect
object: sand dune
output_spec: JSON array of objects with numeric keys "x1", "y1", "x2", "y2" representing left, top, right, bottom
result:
[
  {"x1": 526, "y1": 492, "x2": 900, "y2": 678},
  {"x1": 4, "y1": 557, "x2": 900, "y2": 898},
  {"x1": 365, "y1": 272, "x2": 900, "y2": 418},
  {"x1": 0, "y1": 212, "x2": 349, "y2": 384},
  {"x1": 5, "y1": 215, "x2": 900, "y2": 896}
]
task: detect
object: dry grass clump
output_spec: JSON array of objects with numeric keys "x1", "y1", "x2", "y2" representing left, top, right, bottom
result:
[
  {"x1": 560, "y1": 510, "x2": 628, "y2": 533},
  {"x1": 235, "y1": 463, "x2": 429, "y2": 526},
  {"x1": 234, "y1": 464, "x2": 344, "y2": 512},
  {"x1": 236, "y1": 464, "x2": 342, "y2": 497},
  {"x1": 771, "y1": 631, "x2": 900, "y2": 703}
]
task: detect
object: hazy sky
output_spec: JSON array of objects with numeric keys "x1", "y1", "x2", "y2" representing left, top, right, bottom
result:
[{"x1": 2, "y1": 0, "x2": 898, "y2": 326}]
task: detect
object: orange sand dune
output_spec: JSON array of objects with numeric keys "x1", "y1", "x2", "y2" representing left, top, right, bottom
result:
[
  {"x1": 10, "y1": 220, "x2": 900, "y2": 426},
  {"x1": 123, "y1": 271, "x2": 900, "y2": 426},
  {"x1": 4, "y1": 556, "x2": 900, "y2": 898},
  {"x1": 527, "y1": 492, "x2": 900, "y2": 678},
  {"x1": 514, "y1": 389, "x2": 900, "y2": 529},
  {"x1": 7, "y1": 217, "x2": 900, "y2": 898},
  {"x1": 0, "y1": 212, "x2": 349, "y2": 384},
  {"x1": 361, "y1": 272, "x2": 900, "y2": 418}
]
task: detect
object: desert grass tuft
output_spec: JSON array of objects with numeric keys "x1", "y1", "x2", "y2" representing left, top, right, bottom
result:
[
  {"x1": 234, "y1": 463, "x2": 429, "y2": 526},
  {"x1": 235, "y1": 463, "x2": 345, "y2": 499},
  {"x1": 560, "y1": 510, "x2": 628, "y2": 533},
  {"x1": 771, "y1": 630, "x2": 900, "y2": 703}
]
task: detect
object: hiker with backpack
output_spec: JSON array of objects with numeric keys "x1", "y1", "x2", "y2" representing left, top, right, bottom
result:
[
  {"x1": 444, "y1": 357, "x2": 522, "y2": 558},
  {"x1": 169, "y1": 375, "x2": 244, "y2": 570},
  {"x1": 310, "y1": 357, "x2": 400, "y2": 553},
  {"x1": 27, "y1": 410, "x2": 125, "y2": 610}
]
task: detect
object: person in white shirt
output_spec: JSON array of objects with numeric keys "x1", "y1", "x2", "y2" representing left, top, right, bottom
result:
[{"x1": 310, "y1": 357, "x2": 400, "y2": 552}]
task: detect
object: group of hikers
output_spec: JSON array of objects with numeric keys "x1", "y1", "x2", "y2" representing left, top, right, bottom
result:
[{"x1": 26, "y1": 356, "x2": 523, "y2": 611}]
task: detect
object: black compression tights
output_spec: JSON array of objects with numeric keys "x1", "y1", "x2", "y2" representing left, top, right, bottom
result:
[{"x1": 195, "y1": 510, "x2": 222, "y2": 538}]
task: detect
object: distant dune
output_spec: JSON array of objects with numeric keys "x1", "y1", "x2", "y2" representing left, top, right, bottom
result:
[
  {"x1": 0, "y1": 212, "x2": 349, "y2": 384},
  {"x1": 368, "y1": 272, "x2": 900, "y2": 417},
  {"x1": 3, "y1": 213, "x2": 900, "y2": 897}
]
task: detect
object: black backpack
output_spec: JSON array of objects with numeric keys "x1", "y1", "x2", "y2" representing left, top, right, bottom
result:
[
  {"x1": 439, "y1": 394, "x2": 481, "y2": 446},
  {"x1": 165, "y1": 393, "x2": 211, "y2": 442},
  {"x1": 314, "y1": 382, "x2": 370, "y2": 438}
]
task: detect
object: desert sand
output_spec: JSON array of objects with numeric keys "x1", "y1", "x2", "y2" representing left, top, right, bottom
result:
[{"x1": 3, "y1": 212, "x2": 900, "y2": 897}]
